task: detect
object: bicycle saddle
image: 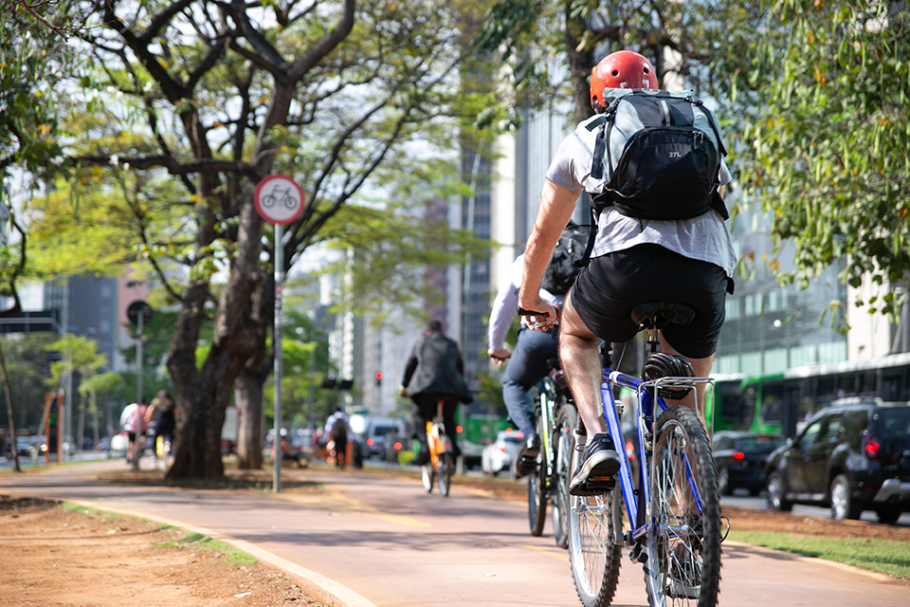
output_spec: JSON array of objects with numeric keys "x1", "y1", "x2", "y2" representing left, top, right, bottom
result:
[{"x1": 630, "y1": 302, "x2": 696, "y2": 331}]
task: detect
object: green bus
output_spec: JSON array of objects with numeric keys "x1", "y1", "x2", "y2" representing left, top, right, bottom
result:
[
  {"x1": 707, "y1": 352, "x2": 910, "y2": 439},
  {"x1": 456, "y1": 411, "x2": 511, "y2": 469}
]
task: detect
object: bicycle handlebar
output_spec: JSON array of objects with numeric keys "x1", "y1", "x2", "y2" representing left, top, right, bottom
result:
[{"x1": 517, "y1": 306, "x2": 560, "y2": 329}]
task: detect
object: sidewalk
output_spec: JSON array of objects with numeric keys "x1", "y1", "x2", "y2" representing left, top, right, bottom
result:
[{"x1": 0, "y1": 459, "x2": 377, "y2": 607}]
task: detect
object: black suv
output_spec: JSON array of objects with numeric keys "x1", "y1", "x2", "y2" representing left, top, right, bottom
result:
[{"x1": 764, "y1": 399, "x2": 910, "y2": 522}]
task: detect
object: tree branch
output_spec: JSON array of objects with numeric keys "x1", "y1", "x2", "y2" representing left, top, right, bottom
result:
[
  {"x1": 73, "y1": 155, "x2": 263, "y2": 181},
  {"x1": 287, "y1": 0, "x2": 355, "y2": 82}
]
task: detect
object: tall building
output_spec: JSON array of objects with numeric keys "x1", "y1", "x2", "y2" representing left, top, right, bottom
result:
[{"x1": 713, "y1": 205, "x2": 848, "y2": 374}]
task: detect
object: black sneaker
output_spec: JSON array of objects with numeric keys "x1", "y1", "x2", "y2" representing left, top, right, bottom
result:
[
  {"x1": 514, "y1": 433, "x2": 541, "y2": 478},
  {"x1": 518, "y1": 432, "x2": 541, "y2": 460},
  {"x1": 569, "y1": 433, "x2": 620, "y2": 496}
]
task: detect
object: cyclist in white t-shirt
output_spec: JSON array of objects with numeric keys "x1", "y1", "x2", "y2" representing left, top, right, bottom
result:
[{"x1": 518, "y1": 50, "x2": 736, "y2": 496}]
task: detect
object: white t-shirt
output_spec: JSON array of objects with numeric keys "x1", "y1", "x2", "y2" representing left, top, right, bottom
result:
[
  {"x1": 487, "y1": 254, "x2": 564, "y2": 351},
  {"x1": 545, "y1": 114, "x2": 737, "y2": 278},
  {"x1": 120, "y1": 403, "x2": 148, "y2": 433}
]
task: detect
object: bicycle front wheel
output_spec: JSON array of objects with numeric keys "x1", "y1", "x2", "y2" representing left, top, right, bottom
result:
[
  {"x1": 528, "y1": 416, "x2": 547, "y2": 536},
  {"x1": 422, "y1": 464, "x2": 434, "y2": 493},
  {"x1": 567, "y1": 420, "x2": 621, "y2": 606},
  {"x1": 437, "y1": 452, "x2": 452, "y2": 496},
  {"x1": 552, "y1": 403, "x2": 575, "y2": 549},
  {"x1": 644, "y1": 405, "x2": 721, "y2": 607}
]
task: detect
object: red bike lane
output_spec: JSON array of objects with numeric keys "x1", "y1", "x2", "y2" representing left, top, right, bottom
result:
[{"x1": 0, "y1": 461, "x2": 906, "y2": 607}]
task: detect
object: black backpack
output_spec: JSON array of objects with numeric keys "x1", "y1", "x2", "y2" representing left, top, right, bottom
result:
[
  {"x1": 588, "y1": 90, "x2": 729, "y2": 221},
  {"x1": 540, "y1": 224, "x2": 590, "y2": 295}
]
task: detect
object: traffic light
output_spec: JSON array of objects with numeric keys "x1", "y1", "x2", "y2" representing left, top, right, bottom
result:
[{"x1": 374, "y1": 371, "x2": 382, "y2": 387}]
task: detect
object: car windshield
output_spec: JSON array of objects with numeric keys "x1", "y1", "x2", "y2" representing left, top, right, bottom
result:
[
  {"x1": 501, "y1": 435, "x2": 523, "y2": 444},
  {"x1": 872, "y1": 408, "x2": 910, "y2": 437},
  {"x1": 372, "y1": 426, "x2": 394, "y2": 437}
]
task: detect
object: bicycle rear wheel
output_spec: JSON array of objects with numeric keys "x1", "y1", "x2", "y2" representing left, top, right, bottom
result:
[
  {"x1": 437, "y1": 452, "x2": 452, "y2": 496},
  {"x1": 552, "y1": 403, "x2": 575, "y2": 549},
  {"x1": 528, "y1": 416, "x2": 547, "y2": 536},
  {"x1": 644, "y1": 405, "x2": 721, "y2": 607}
]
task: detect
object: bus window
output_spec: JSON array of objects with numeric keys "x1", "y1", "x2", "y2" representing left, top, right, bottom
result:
[
  {"x1": 836, "y1": 373, "x2": 853, "y2": 398},
  {"x1": 817, "y1": 376, "x2": 835, "y2": 398},
  {"x1": 761, "y1": 382, "x2": 783, "y2": 424}
]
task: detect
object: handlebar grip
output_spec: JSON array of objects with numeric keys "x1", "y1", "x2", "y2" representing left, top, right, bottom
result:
[{"x1": 518, "y1": 307, "x2": 548, "y2": 317}]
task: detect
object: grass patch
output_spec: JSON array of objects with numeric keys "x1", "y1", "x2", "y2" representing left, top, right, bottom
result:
[
  {"x1": 58, "y1": 502, "x2": 122, "y2": 519},
  {"x1": 730, "y1": 530, "x2": 910, "y2": 580},
  {"x1": 156, "y1": 531, "x2": 259, "y2": 567}
]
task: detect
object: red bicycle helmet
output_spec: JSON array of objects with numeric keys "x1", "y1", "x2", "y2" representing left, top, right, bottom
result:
[{"x1": 590, "y1": 50, "x2": 658, "y2": 111}]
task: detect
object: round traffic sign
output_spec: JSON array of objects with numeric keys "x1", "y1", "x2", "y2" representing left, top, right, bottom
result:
[
  {"x1": 254, "y1": 175, "x2": 305, "y2": 225},
  {"x1": 126, "y1": 300, "x2": 152, "y2": 326}
]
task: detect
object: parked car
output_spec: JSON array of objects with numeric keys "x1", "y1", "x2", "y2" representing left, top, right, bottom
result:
[
  {"x1": 481, "y1": 430, "x2": 524, "y2": 477},
  {"x1": 712, "y1": 431, "x2": 781, "y2": 496},
  {"x1": 363, "y1": 418, "x2": 407, "y2": 461},
  {"x1": 5, "y1": 436, "x2": 36, "y2": 458},
  {"x1": 764, "y1": 399, "x2": 910, "y2": 522}
]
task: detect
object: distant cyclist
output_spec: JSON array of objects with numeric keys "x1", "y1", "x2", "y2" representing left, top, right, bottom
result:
[
  {"x1": 399, "y1": 318, "x2": 472, "y2": 467},
  {"x1": 518, "y1": 50, "x2": 735, "y2": 495},
  {"x1": 144, "y1": 389, "x2": 177, "y2": 449},
  {"x1": 324, "y1": 405, "x2": 350, "y2": 469},
  {"x1": 120, "y1": 398, "x2": 148, "y2": 466}
]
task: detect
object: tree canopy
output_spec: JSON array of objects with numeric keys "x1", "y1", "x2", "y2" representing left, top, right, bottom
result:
[{"x1": 737, "y1": 0, "x2": 910, "y2": 317}]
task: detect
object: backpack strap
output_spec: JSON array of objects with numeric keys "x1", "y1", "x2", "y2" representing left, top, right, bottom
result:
[
  {"x1": 575, "y1": 208, "x2": 598, "y2": 269},
  {"x1": 687, "y1": 96, "x2": 728, "y2": 156}
]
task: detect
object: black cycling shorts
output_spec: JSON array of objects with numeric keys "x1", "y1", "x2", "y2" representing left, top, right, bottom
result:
[{"x1": 569, "y1": 244, "x2": 729, "y2": 359}]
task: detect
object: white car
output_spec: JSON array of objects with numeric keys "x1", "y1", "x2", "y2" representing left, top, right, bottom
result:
[{"x1": 481, "y1": 430, "x2": 525, "y2": 477}]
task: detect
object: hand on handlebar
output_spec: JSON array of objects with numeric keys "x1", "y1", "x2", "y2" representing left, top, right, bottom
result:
[
  {"x1": 517, "y1": 302, "x2": 559, "y2": 332},
  {"x1": 488, "y1": 347, "x2": 512, "y2": 365}
]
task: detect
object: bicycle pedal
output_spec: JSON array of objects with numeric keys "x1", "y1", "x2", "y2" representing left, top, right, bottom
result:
[{"x1": 570, "y1": 477, "x2": 615, "y2": 496}]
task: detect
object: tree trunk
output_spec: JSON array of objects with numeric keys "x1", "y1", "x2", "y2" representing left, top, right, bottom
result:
[
  {"x1": 235, "y1": 365, "x2": 266, "y2": 469},
  {"x1": 167, "y1": 187, "x2": 267, "y2": 480},
  {"x1": 233, "y1": 232, "x2": 275, "y2": 470}
]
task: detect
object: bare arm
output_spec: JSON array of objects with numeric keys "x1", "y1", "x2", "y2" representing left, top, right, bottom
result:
[{"x1": 518, "y1": 179, "x2": 580, "y2": 328}]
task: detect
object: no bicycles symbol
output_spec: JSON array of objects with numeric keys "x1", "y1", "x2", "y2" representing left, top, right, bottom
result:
[{"x1": 254, "y1": 174, "x2": 305, "y2": 225}]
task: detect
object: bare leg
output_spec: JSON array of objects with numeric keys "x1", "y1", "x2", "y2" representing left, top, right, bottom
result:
[{"x1": 559, "y1": 292, "x2": 607, "y2": 436}]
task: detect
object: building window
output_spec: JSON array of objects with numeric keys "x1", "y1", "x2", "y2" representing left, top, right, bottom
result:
[
  {"x1": 725, "y1": 298, "x2": 739, "y2": 320},
  {"x1": 716, "y1": 354, "x2": 739, "y2": 374},
  {"x1": 763, "y1": 348, "x2": 788, "y2": 374},
  {"x1": 788, "y1": 344, "x2": 817, "y2": 367},
  {"x1": 741, "y1": 352, "x2": 762, "y2": 375}
]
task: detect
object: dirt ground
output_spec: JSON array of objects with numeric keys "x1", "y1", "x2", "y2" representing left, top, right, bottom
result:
[{"x1": 2, "y1": 463, "x2": 909, "y2": 607}]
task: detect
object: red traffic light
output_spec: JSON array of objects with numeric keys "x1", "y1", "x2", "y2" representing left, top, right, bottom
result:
[{"x1": 374, "y1": 371, "x2": 383, "y2": 380}]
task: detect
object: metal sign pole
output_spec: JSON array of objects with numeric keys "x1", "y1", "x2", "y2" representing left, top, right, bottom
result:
[
  {"x1": 137, "y1": 312, "x2": 144, "y2": 408},
  {"x1": 273, "y1": 222, "x2": 284, "y2": 493},
  {"x1": 253, "y1": 174, "x2": 302, "y2": 494}
]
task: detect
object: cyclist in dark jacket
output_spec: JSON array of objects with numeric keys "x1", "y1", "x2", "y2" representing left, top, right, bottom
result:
[{"x1": 399, "y1": 319, "x2": 470, "y2": 465}]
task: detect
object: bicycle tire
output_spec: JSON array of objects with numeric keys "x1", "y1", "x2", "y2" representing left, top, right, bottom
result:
[
  {"x1": 644, "y1": 405, "x2": 721, "y2": 607},
  {"x1": 437, "y1": 452, "x2": 452, "y2": 497},
  {"x1": 528, "y1": 415, "x2": 547, "y2": 536},
  {"x1": 422, "y1": 464, "x2": 434, "y2": 493},
  {"x1": 552, "y1": 403, "x2": 574, "y2": 549},
  {"x1": 567, "y1": 411, "x2": 621, "y2": 607}
]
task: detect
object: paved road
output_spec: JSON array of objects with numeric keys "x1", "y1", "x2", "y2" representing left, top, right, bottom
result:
[{"x1": 1, "y1": 461, "x2": 906, "y2": 607}]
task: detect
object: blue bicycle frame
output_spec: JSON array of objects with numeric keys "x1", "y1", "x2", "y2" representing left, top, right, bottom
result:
[{"x1": 598, "y1": 366, "x2": 708, "y2": 545}]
